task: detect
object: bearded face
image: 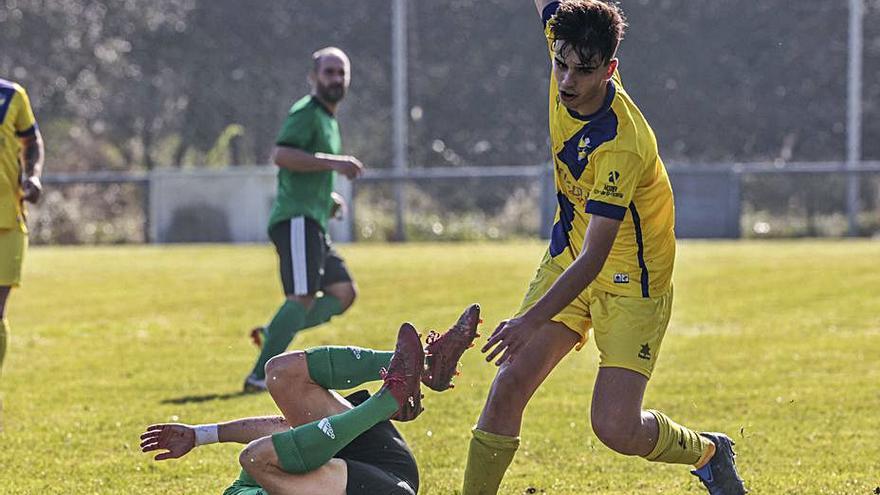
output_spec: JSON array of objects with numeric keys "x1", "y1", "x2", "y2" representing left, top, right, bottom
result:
[{"x1": 312, "y1": 54, "x2": 349, "y2": 105}]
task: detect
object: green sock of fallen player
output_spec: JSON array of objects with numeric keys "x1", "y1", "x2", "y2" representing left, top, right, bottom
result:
[
  {"x1": 305, "y1": 346, "x2": 394, "y2": 390},
  {"x1": 251, "y1": 300, "x2": 308, "y2": 380},
  {"x1": 270, "y1": 389, "x2": 400, "y2": 473}
]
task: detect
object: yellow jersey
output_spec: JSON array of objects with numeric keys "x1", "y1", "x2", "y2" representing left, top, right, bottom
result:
[
  {"x1": 0, "y1": 78, "x2": 37, "y2": 232},
  {"x1": 543, "y1": 5, "x2": 675, "y2": 298}
]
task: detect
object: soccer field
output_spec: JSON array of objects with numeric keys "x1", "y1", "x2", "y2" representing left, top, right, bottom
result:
[{"x1": 1, "y1": 241, "x2": 878, "y2": 494}]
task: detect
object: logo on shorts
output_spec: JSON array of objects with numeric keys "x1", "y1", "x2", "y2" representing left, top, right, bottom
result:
[
  {"x1": 613, "y1": 273, "x2": 630, "y2": 284},
  {"x1": 351, "y1": 347, "x2": 362, "y2": 360},
  {"x1": 318, "y1": 418, "x2": 336, "y2": 439},
  {"x1": 638, "y1": 343, "x2": 651, "y2": 360}
]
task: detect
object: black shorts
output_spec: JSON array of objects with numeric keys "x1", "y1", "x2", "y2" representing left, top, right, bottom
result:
[
  {"x1": 269, "y1": 216, "x2": 352, "y2": 296},
  {"x1": 338, "y1": 391, "x2": 420, "y2": 495}
]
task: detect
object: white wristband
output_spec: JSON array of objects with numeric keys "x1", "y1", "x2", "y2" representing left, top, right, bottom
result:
[{"x1": 193, "y1": 424, "x2": 219, "y2": 446}]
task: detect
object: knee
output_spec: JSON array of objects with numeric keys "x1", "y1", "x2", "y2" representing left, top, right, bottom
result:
[
  {"x1": 485, "y1": 364, "x2": 533, "y2": 413},
  {"x1": 336, "y1": 284, "x2": 357, "y2": 313},
  {"x1": 265, "y1": 351, "x2": 309, "y2": 392},
  {"x1": 238, "y1": 438, "x2": 276, "y2": 477},
  {"x1": 591, "y1": 415, "x2": 641, "y2": 456}
]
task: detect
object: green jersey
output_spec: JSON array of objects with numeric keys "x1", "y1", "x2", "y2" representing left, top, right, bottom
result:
[{"x1": 268, "y1": 95, "x2": 341, "y2": 232}]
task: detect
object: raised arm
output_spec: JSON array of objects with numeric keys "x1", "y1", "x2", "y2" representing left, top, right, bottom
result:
[
  {"x1": 271, "y1": 145, "x2": 363, "y2": 180},
  {"x1": 140, "y1": 415, "x2": 291, "y2": 461}
]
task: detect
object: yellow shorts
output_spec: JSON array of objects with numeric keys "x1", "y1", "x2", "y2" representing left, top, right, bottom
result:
[
  {"x1": 0, "y1": 228, "x2": 28, "y2": 287},
  {"x1": 515, "y1": 250, "x2": 672, "y2": 378}
]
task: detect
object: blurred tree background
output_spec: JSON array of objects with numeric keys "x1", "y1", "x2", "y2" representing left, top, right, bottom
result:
[{"x1": 2, "y1": 0, "x2": 879, "y2": 242}]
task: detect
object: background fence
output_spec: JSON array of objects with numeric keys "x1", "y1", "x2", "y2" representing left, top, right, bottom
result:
[{"x1": 34, "y1": 162, "x2": 880, "y2": 244}]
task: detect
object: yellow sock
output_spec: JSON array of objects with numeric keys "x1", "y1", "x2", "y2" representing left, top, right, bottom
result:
[
  {"x1": 461, "y1": 427, "x2": 520, "y2": 495},
  {"x1": 644, "y1": 410, "x2": 713, "y2": 465}
]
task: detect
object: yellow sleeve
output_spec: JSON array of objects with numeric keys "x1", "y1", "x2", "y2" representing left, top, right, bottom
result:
[
  {"x1": 13, "y1": 85, "x2": 37, "y2": 136},
  {"x1": 542, "y1": 2, "x2": 561, "y2": 59},
  {"x1": 584, "y1": 151, "x2": 643, "y2": 220}
]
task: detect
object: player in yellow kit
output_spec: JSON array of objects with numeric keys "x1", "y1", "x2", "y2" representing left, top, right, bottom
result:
[
  {"x1": 460, "y1": 2, "x2": 747, "y2": 494},
  {"x1": 0, "y1": 78, "x2": 44, "y2": 377}
]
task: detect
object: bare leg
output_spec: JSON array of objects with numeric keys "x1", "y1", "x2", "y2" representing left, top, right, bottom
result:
[
  {"x1": 264, "y1": 351, "x2": 350, "y2": 427},
  {"x1": 0, "y1": 286, "x2": 10, "y2": 319},
  {"x1": 239, "y1": 436, "x2": 347, "y2": 495},
  {"x1": 590, "y1": 366, "x2": 657, "y2": 456},
  {"x1": 0, "y1": 286, "x2": 10, "y2": 375},
  {"x1": 477, "y1": 321, "x2": 579, "y2": 436},
  {"x1": 322, "y1": 281, "x2": 357, "y2": 314}
]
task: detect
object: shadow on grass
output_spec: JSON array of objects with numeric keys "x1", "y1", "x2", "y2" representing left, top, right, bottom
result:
[{"x1": 161, "y1": 391, "x2": 256, "y2": 404}]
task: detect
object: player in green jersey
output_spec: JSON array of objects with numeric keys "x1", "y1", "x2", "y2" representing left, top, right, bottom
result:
[{"x1": 244, "y1": 47, "x2": 365, "y2": 392}]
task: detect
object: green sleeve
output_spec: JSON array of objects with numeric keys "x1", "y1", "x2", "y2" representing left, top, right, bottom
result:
[{"x1": 275, "y1": 106, "x2": 317, "y2": 149}]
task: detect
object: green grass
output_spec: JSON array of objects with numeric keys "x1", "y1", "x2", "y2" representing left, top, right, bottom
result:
[{"x1": 2, "y1": 240, "x2": 879, "y2": 494}]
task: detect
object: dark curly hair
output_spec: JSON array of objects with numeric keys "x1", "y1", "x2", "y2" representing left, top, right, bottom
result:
[{"x1": 549, "y1": 0, "x2": 627, "y2": 68}]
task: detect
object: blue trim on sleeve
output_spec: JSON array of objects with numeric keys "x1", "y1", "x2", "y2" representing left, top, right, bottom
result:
[
  {"x1": 542, "y1": 2, "x2": 561, "y2": 26},
  {"x1": 628, "y1": 202, "x2": 650, "y2": 298},
  {"x1": 585, "y1": 199, "x2": 626, "y2": 221},
  {"x1": 15, "y1": 123, "x2": 37, "y2": 138},
  {"x1": 0, "y1": 86, "x2": 15, "y2": 123}
]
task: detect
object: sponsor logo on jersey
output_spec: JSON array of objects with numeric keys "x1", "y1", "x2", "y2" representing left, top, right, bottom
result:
[{"x1": 608, "y1": 170, "x2": 620, "y2": 183}]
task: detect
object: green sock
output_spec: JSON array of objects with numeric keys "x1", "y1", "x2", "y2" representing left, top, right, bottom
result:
[
  {"x1": 462, "y1": 427, "x2": 520, "y2": 495},
  {"x1": 302, "y1": 295, "x2": 343, "y2": 330},
  {"x1": 644, "y1": 410, "x2": 712, "y2": 465},
  {"x1": 0, "y1": 319, "x2": 7, "y2": 376},
  {"x1": 271, "y1": 390, "x2": 399, "y2": 473},
  {"x1": 251, "y1": 300, "x2": 308, "y2": 379},
  {"x1": 305, "y1": 346, "x2": 393, "y2": 390}
]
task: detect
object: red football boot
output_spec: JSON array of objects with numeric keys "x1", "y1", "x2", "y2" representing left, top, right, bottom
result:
[
  {"x1": 422, "y1": 303, "x2": 481, "y2": 392},
  {"x1": 380, "y1": 322, "x2": 425, "y2": 421}
]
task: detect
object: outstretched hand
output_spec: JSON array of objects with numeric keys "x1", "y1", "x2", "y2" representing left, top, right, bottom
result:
[
  {"x1": 140, "y1": 423, "x2": 196, "y2": 461},
  {"x1": 481, "y1": 316, "x2": 536, "y2": 366}
]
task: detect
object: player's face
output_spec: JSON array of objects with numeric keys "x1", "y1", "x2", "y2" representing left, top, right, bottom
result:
[
  {"x1": 313, "y1": 55, "x2": 350, "y2": 104},
  {"x1": 552, "y1": 42, "x2": 616, "y2": 115}
]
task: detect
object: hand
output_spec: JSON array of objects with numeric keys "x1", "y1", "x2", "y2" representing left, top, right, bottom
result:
[
  {"x1": 481, "y1": 316, "x2": 538, "y2": 366},
  {"x1": 332, "y1": 156, "x2": 364, "y2": 180},
  {"x1": 330, "y1": 191, "x2": 346, "y2": 219},
  {"x1": 21, "y1": 176, "x2": 42, "y2": 204},
  {"x1": 140, "y1": 423, "x2": 196, "y2": 461}
]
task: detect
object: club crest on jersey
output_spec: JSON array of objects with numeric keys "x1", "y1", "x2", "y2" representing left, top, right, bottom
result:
[
  {"x1": 555, "y1": 111, "x2": 619, "y2": 181},
  {"x1": 613, "y1": 273, "x2": 630, "y2": 284},
  {"x1": 608, "y1": 170, "x2": 620, "y2": 183},
  {"x1": 577, "y1": 135, "x2": 592, "y2": 160}
]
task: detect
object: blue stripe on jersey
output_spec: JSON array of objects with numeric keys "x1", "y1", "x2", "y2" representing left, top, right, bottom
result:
[
  {"x1": 549, "y1": 192, "x2": 576, "y2": 257},
  {"x1": 555, "y1": 104, "x2": 618, "y2": 180},
  {"x1": 628, "y1": 202, "x2": 650, "y2": 297},
  {"x1": 542, "y1": 2, "x2": 561, "y2": 26},
  {"x1": 585, "y1": 199, "x2": 626, "y2": 221},
  {"x1": 15, "y1": 123, "x2": 37, "y2": 137},
  {"x1": 0, "y1": 86, "x2": 15, "y2": 123}
]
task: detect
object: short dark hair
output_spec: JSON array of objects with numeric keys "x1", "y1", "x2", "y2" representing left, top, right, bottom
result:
[{"x1": 549, "y1": 0, "x2": 627, "y2": 67}]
